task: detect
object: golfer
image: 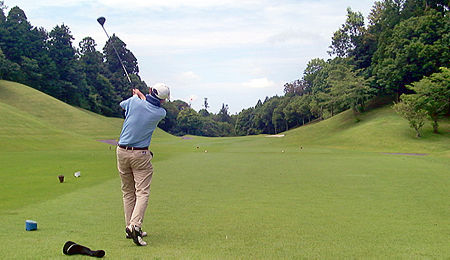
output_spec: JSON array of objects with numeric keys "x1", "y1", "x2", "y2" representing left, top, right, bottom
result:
[{"x1": 116, "y1": 83, "x2": 170, "y2": 246}]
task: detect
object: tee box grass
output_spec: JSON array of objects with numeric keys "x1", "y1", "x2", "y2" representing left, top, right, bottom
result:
[{"x1": 0, "y1": 80, "x2": 449, "y2": 258}]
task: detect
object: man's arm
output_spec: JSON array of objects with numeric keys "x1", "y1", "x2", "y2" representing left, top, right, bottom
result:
[
  {"x1": 133, "y1": 89, "x2": 146, "y2": 100},
  {"x1": 120, "y1": 89, "x2": 145, "y2": 110}
]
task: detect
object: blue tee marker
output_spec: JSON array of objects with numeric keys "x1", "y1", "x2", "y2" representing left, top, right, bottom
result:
[{"x1": 25, "y1": 220, "x2": 37, "y2": 231}]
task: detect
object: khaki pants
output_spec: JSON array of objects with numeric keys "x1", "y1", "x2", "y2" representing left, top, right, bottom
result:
[{"x1": 116, "y1": 147, "x2": 153, "y2": 228}]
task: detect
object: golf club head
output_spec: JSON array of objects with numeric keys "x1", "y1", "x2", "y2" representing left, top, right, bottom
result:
[{"x1": 97, "y1": 17, "x2": 106, "y2": 26}]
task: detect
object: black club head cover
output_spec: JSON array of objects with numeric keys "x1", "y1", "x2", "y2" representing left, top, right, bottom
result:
[{"x1": 63, "y1": 241, "x2": 105, "y2": 258}]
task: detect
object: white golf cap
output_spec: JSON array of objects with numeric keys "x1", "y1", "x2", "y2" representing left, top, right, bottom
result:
[{"x1": 150, "y1": 83, "x2": 170, "y2": 100}]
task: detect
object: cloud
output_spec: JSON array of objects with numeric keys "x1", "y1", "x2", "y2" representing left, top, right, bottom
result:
[
  {"x1": 97, "y1": 0, "x2": 265, "y2": 9},
  {"x1": 179, "y1": 71, "x2": 201, "y2": 81},
  {"x1": 241, "y1": 77, "x2": 276, "y2": 89},
  {"x1": 266, "y1": 29, "x2": 323, "y2": 46},
  {"x1": 122, "y1": 29, "x2": 269, "y2": 52}
]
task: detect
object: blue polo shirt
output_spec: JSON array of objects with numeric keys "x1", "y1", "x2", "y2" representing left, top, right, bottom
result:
[{"x1": 118, "y1": 95, "x2": 166, "y2": 148}]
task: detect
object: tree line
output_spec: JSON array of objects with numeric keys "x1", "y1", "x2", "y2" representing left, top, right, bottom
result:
[
  {"x1": 1, "y1": 1, "x2": 449, "y2": 137},
  {"x1": 0, "y1": 2, "x2": 146, "y2": 117},
  {"x1": 234, "y1": 0, "x2": 449, "y2": 136}
]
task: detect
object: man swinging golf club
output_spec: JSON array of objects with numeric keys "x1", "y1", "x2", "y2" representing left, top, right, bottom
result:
[{"x1": 116, "y1": 83, "x2": 170, "y2": 246}]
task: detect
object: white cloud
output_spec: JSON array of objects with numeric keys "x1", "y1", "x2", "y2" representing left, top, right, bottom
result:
[
  {"x1": 266, "y1": 29, "x2": 323, "y2": 46},
  {"x1": 122, "y1": 29, "x2": 269, "y2": 51},
  {"x1": 97, "y1": 0, "x2": 264, "y2": 9},
  {"x1": 179, "y1": 71, "x2": 201, "y2": 81},
  {"x1": 6, "y1": 0, "x2": 91, "y2": 9},
  {"x1": 242, "y1": 78, "x2": 276, "y2": 89}
]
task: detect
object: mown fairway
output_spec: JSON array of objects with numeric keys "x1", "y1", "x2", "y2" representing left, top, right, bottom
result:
[{"x1": 1, "y1": 81, "x2": 449, "y2": 258}]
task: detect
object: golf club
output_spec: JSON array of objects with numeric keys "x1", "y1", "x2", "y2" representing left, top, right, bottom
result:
[{"x1": 97, "y1": 17, "x2": 132, "y2": 85}]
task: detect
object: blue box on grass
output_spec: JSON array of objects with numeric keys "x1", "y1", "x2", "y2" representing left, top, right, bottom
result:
[{"x1": 25, "y1": 220, "x2": 37, "y2": 231}]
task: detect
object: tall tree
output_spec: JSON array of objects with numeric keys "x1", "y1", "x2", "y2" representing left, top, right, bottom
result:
[
  {"x1": 283, "y1": 95, "x2": 312, "y2": 127},
  {"x1": 3, "y1": 6, "x2": 32, "y2": 63},
  {"x1": 329, "y1": 7, "x2": 365, "y2": 59},
  {"x1": 216, "y1": 103, "x2": 232, "y2": 123},
  {"x1": 303, "y1": 58, "x2": 327, "y2": 91},
  {"x1": 203, "y1": 97, "x2": 209, "y2": 111},
  {"x1": 79, "y1": 37, "x2": 104, "y2": 85},
  {"x1": 327, "y1": 63, "x2": 373, "y2": 115},
  {"x1": 272, "y1": 98, "x2": 289, "y2": 133},
  {"x1": 48, "y1": 24, "x2": 85, "y2": 105},
  {"x1": 78, "y1": 36, "x2": 119, "y2": 114},
  {"x1": 254, "y1": 97, "x2": 281, "y2": 134},
  {"x1": 283, "y1": 79, "x2": 309, "y2": 96},
  {"x1": 0, "y1": 1, "x2": 6, "y2": 51},
  {"x1": 303, "y1": 58, "x2": 331, "y2": 119},
  {"x1": 371, "y1": 9, "x2": 449, "y2": 98},
  {"x1": 235, "y1": 107, "x2": 258, "y2": 136},
  {"x1": 103, "y1": 34, "x2": 141, "y2": 99}
]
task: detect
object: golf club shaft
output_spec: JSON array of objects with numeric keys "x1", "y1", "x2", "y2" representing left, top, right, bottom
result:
[{"x1": 100, "y1": 25, "x2": 132, "y2": 85}]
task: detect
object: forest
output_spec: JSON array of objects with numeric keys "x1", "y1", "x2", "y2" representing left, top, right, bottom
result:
[{"x1": 0, "y1": 0, "x2": 448, "y2": 137}]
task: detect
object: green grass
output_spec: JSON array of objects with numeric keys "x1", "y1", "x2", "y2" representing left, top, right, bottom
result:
[
  {"x1": 279, "y1": 106, "x2": 450, "y2": 155},
  {"x1": 0, "y1": 80, "x2": 449, "y2": 258}
]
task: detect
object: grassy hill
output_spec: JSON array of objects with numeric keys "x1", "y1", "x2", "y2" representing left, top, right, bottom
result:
[
  {"x1": 0, "y1": 80, "x2": 173, "y2": 211},
  {"x1": 280, "y1": 106, "x2": 450, "y2": 156},
  {"x1": 0, "y1": 80, "x2": 449, "y2": 258}
]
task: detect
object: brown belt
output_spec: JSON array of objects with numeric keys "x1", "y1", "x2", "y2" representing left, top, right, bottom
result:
[{"x1": 118, "y1": 145, "x2": 148, "y2": 150}]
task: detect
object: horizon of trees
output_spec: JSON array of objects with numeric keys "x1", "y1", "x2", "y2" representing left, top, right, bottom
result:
[{"x1": 1, "y1": 0, "x2": 449, "y2": 137}]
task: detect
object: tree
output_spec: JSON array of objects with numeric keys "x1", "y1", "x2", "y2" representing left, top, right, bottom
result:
[
  {"x1": 20, "y1": 56, "x2": 41, "y2": 85},
  {"x1": 159, "y1": 101, "x2": 182, "y2": 133},
  {"x1": 283, "y1": 79, "x2": 309, "y2": 96},
  {"x1": 0, "y1": 1, "x2": 7, "y2": 51},
  {"x1": 393, "y1": 96, "x2": 428, "y2": 137},
  {"x1": 371, "y1": 10, "x2": 449, "y2": 98},
  {"x1": 303, "y1": 58, "x2": 327, "y2": 91},
  {"x1": 103, "y1": 34, "x2": 141, "y2": 99},
  {"x1": 405, "y1": 67, "x2": 450, "y2": 133},
  {"x1": 235, "y1": 107, "x2": 258, "y2": 136},
  {"x1": 329, "y1": 7, "x2": 365, "y2": 59},
  {"x1": 203, "y1": 97, "x2": 209, "y2": 111},
  {"x1": 198, "y1": 108, "x2": 209, "y2": 117},
  {"x1": 0, "y1": 1, "x2": 6, "y2": 17},
  {"x1": 3, "y1": 6, "x2": 33, "y2": 63},
  {"x1": 78, "y1": 36, "x2": 119, "y2": 114},
  {"x1": 48, "y1": 24, "x2": 84, "y2": 105},
  {"x1": 0, "y1": 47, "x2": 20, "y2": 79},
  {"x1": 0, "y1": 48, "x2": 7, "y2": 78},
  {"x1": 92, "y1": 74, "x2": 120, "y2": 116},
  {"x1": 327, "y1": 63, "x2": 373, "y2": 116},
  {"x1": 272, "y1": 98, "x2": 289, "y2": 133},
  {"x1": 176, "y1": 108, "x2": 203, "y2": 135},
  {"x1": 27, "y1": 27, "x2": 59, "y2": 94},
  {"x1": 104, "y1": 34, "x2": 138, "y2": 75},
  {"x1": 283, "y1": 95, "x2": 312, "y2": 127},
  {"x1": 254, "y1": 97, "x2": 281, "y2": 134},
  {"x1": 216, "y1": 103, "x2": 232, "y2": 123}
]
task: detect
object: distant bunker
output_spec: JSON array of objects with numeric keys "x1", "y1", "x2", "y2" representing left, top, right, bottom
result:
[{"x1": 382, "y1": 152, "x2": 428, "y2": 156}]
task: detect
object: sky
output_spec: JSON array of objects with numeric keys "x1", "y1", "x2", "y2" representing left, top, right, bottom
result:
[{"x1": 3, "y1": 0, "x2": 376, "y2": 114}]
